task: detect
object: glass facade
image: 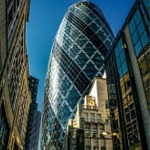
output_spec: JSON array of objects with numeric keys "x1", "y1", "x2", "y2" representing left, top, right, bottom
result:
[
  {"x1": 128, "y1": 2, "x2": 150, "y2": 110},
  {"x1": 128, "y1": 9, "x2": 149, "y2": 56},
  {"x1": 105, "y1": 0, "x2": 149, "y2": 149},
  {"x1": 114, "y1": 38, "x2": 141, "y2": 147},
  {"x1": 42, "y1": 1, "x2": 114, "y2": 149}
]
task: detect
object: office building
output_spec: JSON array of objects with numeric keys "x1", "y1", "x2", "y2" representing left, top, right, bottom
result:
[
  {"x1": 0, "y1": 0, "x2": 31, "y2": 149},
  {"x1": 29, "y1": 110, "x2": 41, "y2": 150},
  {"x1": 25, "y1": 76, "x2": 40, "y2": 150},
  {"x1": 64, "y1": 77, "x2": 113, "y2": 150},
  {"x1": 105, "y1": 0, "x2": 150, "y2": 149},
  {"x1": 42, "y1": 1, "x2": 114, "y2": 149}
]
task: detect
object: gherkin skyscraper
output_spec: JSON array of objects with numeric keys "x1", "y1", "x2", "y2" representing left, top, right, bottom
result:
[{"x1": 42, "y1": 1, "x2": 114, "y2": 149}]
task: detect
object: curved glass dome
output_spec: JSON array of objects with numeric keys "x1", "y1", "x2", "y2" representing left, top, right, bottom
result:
[{"x1": 42, "y1": 1, "x2": 114, "y2": 149}]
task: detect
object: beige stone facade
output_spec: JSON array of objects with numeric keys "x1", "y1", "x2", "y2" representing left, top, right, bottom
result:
[
  {"x1": 64, "y1": 77, "x2": 113, "y2": 150},
  {"x1": 0, "y1": 0, "x2": 31, "y2": 149}
]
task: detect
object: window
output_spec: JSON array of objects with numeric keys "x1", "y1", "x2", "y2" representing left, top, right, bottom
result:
[
  {"x1": 85, "y1": 132, "x2": 90, "y2": 138},
  {"x1": 126, "y1": 113, "x2": 130, "y2": 122},
  {"x1": 93, "y1": 124, "x2": 97, "y2": 129},
  {"x1": 141, "y1": 31, "x2": 148, "y2": 46},
  {"x1": 137, "y1": 21, "x2": 145, "y2": 35},
  {"x1": 93, "y1": 146, "x2": 98, "y2": 150},
  {"x1": 127, "y1": 92, "x2": 133, "y2": 99},
  {"x1": 129, "y1": 103, "x2": 134, "y2": 109},
  {"x1": 84, "y1": 113, "x2": 88, "y2": 121},
  {"x1": 97, "y1": 114, "x2": 102, "y2": 122},
  {"x1": 129, "y1": 8, "x2": 149, "y2": 56},
  {"x1": 134, "y1": 10, "x2": 141, "y2": 25},
  {"x1": 131, "y1": 109, "x2": 136, "y2": 119},
  {"x1": 125, "y1": 80, "x2": 131, "y2": 90},
  {"x1": 86, "y1": 145, "x2": 91, "y2": 150},
  {"x1": 93, "y1": 133, "x2": 97, "y2": 138},
  {"x1": 129, "y1": 19, "x2": 135, "y2": 34},
  {"x1": 143, "y1": 0, "x2": 150, "y2": 10},
  {"x1": 105, "y1": 101, "x2": 109, "y2": 109},
  {"x1": 90, "y1": 113, "x2": 95, "y2": 122},
  {"x1": 112, "y1": 120, "x2": 118, "y2": 131},
  {"x1": 134, "y1": 40, "x2": 142, "y2": 55},
  {"x1": 85, "y1": 123, "x2": 90, "y2": 129}
]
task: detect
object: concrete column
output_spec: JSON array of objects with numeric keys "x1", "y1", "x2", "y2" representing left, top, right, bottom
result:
[
  {"x1": 98, "y1": 124, "x2": 101, "y2": 150},
  {"x1": 90, "y1": 129, "x2": 93, "y2": 150}
]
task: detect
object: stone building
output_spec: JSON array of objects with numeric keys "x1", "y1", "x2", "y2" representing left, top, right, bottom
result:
[
  {"x1": 0, "y1": 0, "x2": 32, "y2": 149},
  {"x1": 64, "y1": 77, "x2": 113, "y2": 150}
]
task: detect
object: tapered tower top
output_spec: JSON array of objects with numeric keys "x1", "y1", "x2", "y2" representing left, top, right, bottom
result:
[{"x1": 42, "y1": 1, "x2": 114, "y2": 149}]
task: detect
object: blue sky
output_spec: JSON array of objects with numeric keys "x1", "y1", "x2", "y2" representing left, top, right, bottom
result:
[{"x1": 26, "y1": 0, "x2": 135, "y2": 111}]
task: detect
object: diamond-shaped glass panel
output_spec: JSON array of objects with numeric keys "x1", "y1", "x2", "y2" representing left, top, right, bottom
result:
[
  {"x1": 75, "y1": 52, "x2": 88, "y2": 68},
  {"x1": 83, "y1": 61, "x2": 97, "y2": 80},
  {"x1": 67, "y1": 86, "x2": 80, "y2": 109}
]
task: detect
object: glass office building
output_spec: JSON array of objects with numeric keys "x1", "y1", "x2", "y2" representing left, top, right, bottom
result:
[
  {"x1": 42, "y1": 1, "x2": 114, "y2": 149},
  {"x1": 105, "y1": 0, "x2": 150, "y2": 149}
]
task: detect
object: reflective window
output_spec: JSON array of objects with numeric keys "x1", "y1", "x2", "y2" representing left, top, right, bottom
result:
[
  {"x1": 143, "y1": 0, "x2": 150, "y2": 10},
  {"x1": 132, "y1": 30, "x2": 139, "y2": 44},
  {"x1": 91, "y1": 53, "x2": 104, "y2": 68},
  {"x1": 117, "y1": 39, "x2": 123, "y2": 53},
  {"x1": 129, "y1": 8, "x2": 149, "y2": 56},
  {"x1": 83, "y1": 61, "x2": 97, "y2": 80},
  {"x1": 115, "y1": 38, "x2": 128, "y2": 77},
  {"x1": 138, "y1": 51, "x2": 150, "y2": 110},
  {"x1": 135, "y1": 40, "x2": 142, "y2": 55},
  {"x1": 60, "y1": 104, "x2": 71, "y2": 126},
  {"x1": 134, "y1": 10, "x2": 141, "y2": 25},
  {"x1": 90, "y1": 22, "x2": 99, "y2": 31},
  {"x1": 129, "y1": 19, "x2": 135, "y2": 34},
  {"x1": 116, "y1": 57, "x2": 121, "y2": 69},
  {"x1": 114, "y1": 47, "x2": 119, "y2": 58},
  {"x1": 141, "y1": 31, "x2": 149, "y2": 46},
  {"x1": 67, "y1": 87, "x2": 80, "y2": 109},
  {"x1": 122, "y1": 61, "x2": 128, "y2": 75},
  {"x1": 137, "y1": 21, "x2": 145, "y2": 36},
  {"x1": 75, "y1": 52, "x2": 88, "y2": 68},
  {"x1": 118, "y1": 67, "x2": 123, "y2": 77},
  {"x1": 120, "y1": 51, "x2": 125, "y2": 64},
  {"x1": 140, "y1": 4, "x2": 150, "y2": 32}
]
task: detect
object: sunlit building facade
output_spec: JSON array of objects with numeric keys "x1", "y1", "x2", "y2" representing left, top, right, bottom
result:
[
  {"x1": 0, "y1": 0, "x2": 31, "y2": 149},
  {"x1": 42, "y1": 1, "x2": 114, "y2": 149},
  {"x1": 105, "y1": 0, "x2": 150, "y2": 149},
  {"x1": 64, "y1": 77, "x2": 113, "y2": 150}
]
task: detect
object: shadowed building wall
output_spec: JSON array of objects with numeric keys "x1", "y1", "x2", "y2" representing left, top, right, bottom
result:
[{"x1": 0, "y1": 0, "x2": 31, "y2": 149}]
